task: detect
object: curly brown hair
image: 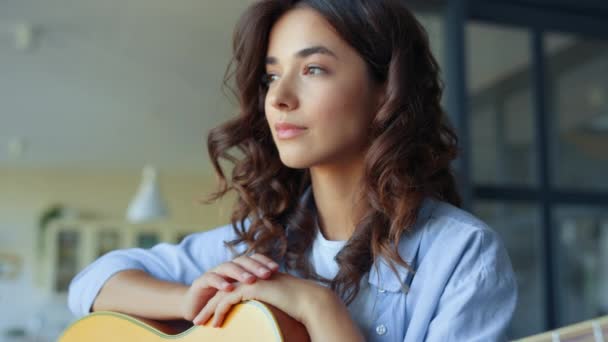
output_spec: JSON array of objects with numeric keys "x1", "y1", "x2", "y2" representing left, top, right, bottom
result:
[{"x1": 205, "y1": 0, "x2": 461, "y2": 305}]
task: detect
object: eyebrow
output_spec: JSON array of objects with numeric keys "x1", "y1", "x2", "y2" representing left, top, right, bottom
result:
[{"x1": 266, "y1": 45, "x2": 338, "y2": 65}]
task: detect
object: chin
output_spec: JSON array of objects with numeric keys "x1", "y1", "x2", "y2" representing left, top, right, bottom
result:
[
  {"x1": 277, "y1": 152, "x2": 315, "y2": 169},
  {"x1": 278, "y1": 158, "x2": 311, "y2": 169}
]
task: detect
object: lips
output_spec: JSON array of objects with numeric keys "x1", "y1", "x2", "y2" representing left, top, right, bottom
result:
[
  {"x1": 275, "y1": 122, "x2": 307, "y2": 130},
  {"x1": 275, "y1": 122, "x2": 307, "y2": 139}
]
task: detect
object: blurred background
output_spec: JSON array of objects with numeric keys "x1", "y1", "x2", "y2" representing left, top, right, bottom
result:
[{"x1": 0, "y1": 0, "x2": 607, "y2": 340}]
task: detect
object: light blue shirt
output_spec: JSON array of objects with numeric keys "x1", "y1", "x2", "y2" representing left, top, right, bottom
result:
[{"x1": 68, "y1": 187, "x2": 518, "y2": 341}]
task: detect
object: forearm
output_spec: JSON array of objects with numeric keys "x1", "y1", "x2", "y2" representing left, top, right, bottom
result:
[
  {"x1": 92, "y1": 269, "x2": 188, "y2": 320},
  {"x1": 302, "y1": 288, "x2": 365, "y2": 342}
]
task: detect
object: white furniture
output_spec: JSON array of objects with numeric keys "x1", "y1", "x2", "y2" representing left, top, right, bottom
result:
[{"x1": 42, "y1": 219, "x2": 197, "y2": 294}]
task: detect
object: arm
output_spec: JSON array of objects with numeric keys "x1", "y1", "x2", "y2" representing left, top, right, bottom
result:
[
  {"x1": 91, "y1": 269, "x2": 188, "y2": 320},
  {"x1": 423, "y1": 228, "x2": 518, "y2": 341},
  {"x1": 302, "y1": 287, "x2": 365, "y2": 342},
  {"x1": 424, "y1": 266, "x2": 518, "y2": 341},
  {"x1": 195, "y1": 273, "x2": 365, "y2": 342},
  {"x1": 68, "y1": 224, "x2": 242, "y2": 318}
]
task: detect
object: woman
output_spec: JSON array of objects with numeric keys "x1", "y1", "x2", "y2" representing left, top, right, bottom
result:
[{"x1": 68, "y1": 0, "x2": 518, "y2": 341}]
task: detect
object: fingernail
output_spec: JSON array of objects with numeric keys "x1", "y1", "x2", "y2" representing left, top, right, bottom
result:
[
  {"x1": 258, "y1": 267, "x2": 270, "y2": 275},
  {"x1": 242, "y1": 272, "x2": 253, "y2": 280},
  {"x1": 268, "y1": 262, "x2": 279, "y2": 269},
  {"x1": 222, "y1": 282, "x2": 232, "y2": 290}
]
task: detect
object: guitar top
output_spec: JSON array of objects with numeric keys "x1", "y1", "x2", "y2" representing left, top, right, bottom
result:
[{"x1": 59, "y1": 300, "x2": 310, "y2": 342}]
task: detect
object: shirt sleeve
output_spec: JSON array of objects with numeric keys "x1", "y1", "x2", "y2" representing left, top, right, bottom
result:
[
  {"x1": 424, "y1": 229, "x2": 519, "y2": 342},
  {"x1": 67, "y1": 222, "x2": 247, "y2": 317}
]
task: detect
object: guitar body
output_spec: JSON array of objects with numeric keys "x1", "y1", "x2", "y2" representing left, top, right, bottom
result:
[{"x1": 59, "y1": 300, "x2": 310, "y2": 342}]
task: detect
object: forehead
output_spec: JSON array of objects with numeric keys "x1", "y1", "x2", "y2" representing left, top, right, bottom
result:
[{"x1": 266, "y1": 7, "x2": 343, "y2": 58}]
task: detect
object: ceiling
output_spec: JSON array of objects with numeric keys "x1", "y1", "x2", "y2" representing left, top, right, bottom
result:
[
  {"x1": 0, "y1": 0, "x2": 250, "y2": 173},
  {"x1": 0, "y1": 0, "x2": 590, "y2": 173}
]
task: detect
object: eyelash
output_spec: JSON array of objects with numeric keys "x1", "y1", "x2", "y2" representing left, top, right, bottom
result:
[{"x1": 262, "y1": 66, "x2": 326, "y2": 85}]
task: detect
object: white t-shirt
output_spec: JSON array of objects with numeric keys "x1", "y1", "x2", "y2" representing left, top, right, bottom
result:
[{"x1": 307, "y1": 225, "x2": 378, "y2": 337}]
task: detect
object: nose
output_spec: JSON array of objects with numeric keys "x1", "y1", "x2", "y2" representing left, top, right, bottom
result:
[{"x1": 267, "y1": 76, "x2": 299, "y2": 112}]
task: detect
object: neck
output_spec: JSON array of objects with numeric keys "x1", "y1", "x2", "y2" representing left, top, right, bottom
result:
[{"x1": 309, "y1": 156, "x2": 366, "y2": 241}]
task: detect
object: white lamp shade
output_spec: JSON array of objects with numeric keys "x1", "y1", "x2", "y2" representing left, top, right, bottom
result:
[{"x1": 126, "y1": 165, "x2": 169, "y2": 223}]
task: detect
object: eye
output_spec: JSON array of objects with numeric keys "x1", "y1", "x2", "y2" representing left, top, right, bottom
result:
[
  {"x1": 305, "y1": 66, "x2": 325, "y2": 75},
  {"x1": 262, "y1": 73, "x2": 279, "y2": 85}
]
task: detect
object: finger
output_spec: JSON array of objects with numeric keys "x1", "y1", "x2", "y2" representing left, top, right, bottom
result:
[
  {"x1": 212, "y1": 262, "x2": 257, "y2": 284},
  {"x1": 212, "y1": 293, "x2": 244, "y2": 327},
  {"x1": 232, "y1": 256, "x2": 273, "y2": 279},
  {"x1": 249, "y1": 253, "x2": 280, "y2": 271},
  {"x1": 193, "y1": 294, "x2": 220, "y2": 325},
  {"x1": 199, "y1": 272, "x2": 234, "y2": 292}
]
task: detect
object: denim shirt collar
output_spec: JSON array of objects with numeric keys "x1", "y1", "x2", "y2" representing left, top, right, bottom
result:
[{"x1": 298, "y1": 185, "x2": 436, "y2": 293}]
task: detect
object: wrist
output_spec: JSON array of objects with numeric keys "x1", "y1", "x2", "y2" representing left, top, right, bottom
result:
[{"x1": 170, "y1": 284, "x2": 190, "y2": 320}]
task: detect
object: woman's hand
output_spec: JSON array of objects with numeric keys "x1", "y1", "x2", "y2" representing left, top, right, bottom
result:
[
  {"x1": 192, "y1": 272, "x2": 330, "y2": 328},
  {"x1": 180, "y1": 253, "x2": 280, "y2": 321}
]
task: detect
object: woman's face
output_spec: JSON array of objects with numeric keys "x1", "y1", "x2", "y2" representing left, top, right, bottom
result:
[{"x1": 264, "y1": 6, "x2": 384, "y2": 170}]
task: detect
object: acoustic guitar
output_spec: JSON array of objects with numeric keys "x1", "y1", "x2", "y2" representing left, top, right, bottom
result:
[
  {"x1": 514, "y1": 315, "x2": 607, "y2": 342},
  {"x1": 59, "y1": 300, "x2": 310, "y2": 342}
]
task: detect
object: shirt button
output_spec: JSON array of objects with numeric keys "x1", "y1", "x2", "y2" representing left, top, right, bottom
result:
[
  {"x1": 378, "y1": 288, "x2": 386, "y2": 293},
  {"x1": 376, "y1": 324, "x2": 387, "y2": 336}
]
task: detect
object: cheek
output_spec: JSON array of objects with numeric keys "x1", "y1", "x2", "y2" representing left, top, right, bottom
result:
[
  {"x1": 264, "y1": 100, "x2": 276, "y2": 134},
  {"x1": 309, "y1": 80, "x2": 374, "y2": 134},
  {"x1": 264, "y1": 96, "x2": 272, "y2": 121}
]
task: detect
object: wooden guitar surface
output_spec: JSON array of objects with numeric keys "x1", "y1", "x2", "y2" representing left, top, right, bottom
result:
[{"x1": 59, "y1": 300, "x2": 310, "y2": 342}]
